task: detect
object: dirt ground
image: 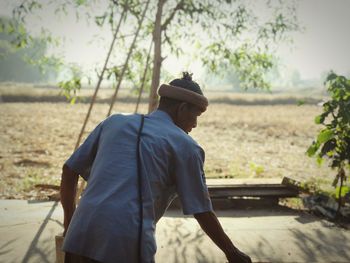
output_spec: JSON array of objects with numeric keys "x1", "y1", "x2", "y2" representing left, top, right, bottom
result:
[{"x1": 0, "y1": 88, "x2": 336, "y2": 200}]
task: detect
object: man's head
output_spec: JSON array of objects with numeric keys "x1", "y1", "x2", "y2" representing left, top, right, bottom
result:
[{"x1": 158, "y1": 72, "x2": 208, "y2": 133}]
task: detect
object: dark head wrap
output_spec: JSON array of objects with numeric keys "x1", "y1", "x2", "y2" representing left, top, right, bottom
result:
[{"x1": 158, "y1": 72, "x2": 208, "y2": 112}]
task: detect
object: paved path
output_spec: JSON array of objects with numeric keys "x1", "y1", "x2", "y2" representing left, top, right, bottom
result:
[{"x1": 0, "y1": 200, "x2": 349, "y2": 263}]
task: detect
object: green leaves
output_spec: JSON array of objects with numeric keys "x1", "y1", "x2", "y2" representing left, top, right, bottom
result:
[
  {"x1": 308, "y1": 72, "x2": 350, "y2": 159},
  {"x1": 307, "y1": 142, "x2": 320, "y2": 157},
  {"x1": 58, "y1": 66, "x2": 83, "y2": 103},
  {"x1": 321, "y1": 139, "x2": 336, "y2": 156},
  {"x1": 297, "y1": 100, "x2": 305, "y2": 106},
  {"x1": 314, "y1": 114, "x2": 325, "y2": 124},
  {"x1": 317, "y1": 106, "x2": 338, "y2": 124},
  {"x1": 58, "y1": 76, "x2": 82, "y2": 103},
  {"x1": 307, "y1": 72, "x2": 350, "y2": 207},
  {"x1": 75, "y1": 0, "x2": 87, "y2": 6},
  {"x1": 202, "y1": 41, "x2": 274, "y2": 90},
  {"x1": 335, "y1": 185, "x2": 349, "y2": 199},
  {"x1": 95, "y1": 14, "x2": 107, "y2": 27},
  {"x1": 317, "y1": 129, "x2": 334, "y2": 144}
]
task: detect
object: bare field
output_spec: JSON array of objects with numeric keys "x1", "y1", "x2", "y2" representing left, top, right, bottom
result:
[{"x1": 0, "y1": 90, "x2": 335, "y2": 200}]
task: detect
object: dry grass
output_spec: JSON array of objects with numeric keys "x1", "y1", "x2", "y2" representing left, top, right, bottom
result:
[{"x1": 0, "y1": 86, "x2": 335, "y2": 200}]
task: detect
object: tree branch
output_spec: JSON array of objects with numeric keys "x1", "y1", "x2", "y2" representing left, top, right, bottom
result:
[{"x1": 161, "y1": 0, "x2": 185, "y2": 31}]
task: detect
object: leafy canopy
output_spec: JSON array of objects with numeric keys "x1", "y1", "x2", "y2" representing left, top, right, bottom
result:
[{"x1": 3, "y1": 0, "x2": 300, "y2": 97}]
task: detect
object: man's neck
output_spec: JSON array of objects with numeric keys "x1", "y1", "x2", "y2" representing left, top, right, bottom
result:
[{"x1": 157, "y1": 107, "x2": 176, "y2": 123}]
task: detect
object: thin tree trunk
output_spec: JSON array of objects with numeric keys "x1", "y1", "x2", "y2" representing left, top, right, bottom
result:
[
  {"x1": 107, "y1": 0, "x2": 151, "y2": 117},
  {"x1": 148, "y1": 0, "x2": 165, "y2": 113},
  {"x1": 336, "y1": 167, "x2": 345, "y2": 218},
  {"x1": 74, "y1": 7, "x2": 127, "y2": 151},
  {"x1": 74, "y1": 7, "x2": 127, "y2": 204},
  {"x1": 135, "y1": 41, "x2": 153, "y2": 113}
]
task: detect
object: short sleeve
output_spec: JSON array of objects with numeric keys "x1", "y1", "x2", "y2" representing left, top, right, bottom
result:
[
  {"x1": 65, "y1": 121, "x2": 104, "y2": 180},
  {"x1": 175, "y1": 144, "x2": 213, "y2": 215}
]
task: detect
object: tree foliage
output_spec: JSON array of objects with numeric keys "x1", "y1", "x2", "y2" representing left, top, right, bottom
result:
[
  {"x1": 307, "y1": 72, "x2": 350, "y2": 213},
  {"x1": 5, "y1": 0, "x2": 300, "y2": 98},
  {"x1": 0, "y1": 16, "x2": 58, "y2": 82},
  {"x1": 157, "y1": 0, "x2": 299, "y2": 90}
]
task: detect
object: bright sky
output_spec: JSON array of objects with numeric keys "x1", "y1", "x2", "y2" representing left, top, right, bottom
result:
[
  {"x1": 277, "y1": 0, "x2": 350, "y2": 79},
  {"x1": 1, "y1": 0, "x2": 349, "y2": 82}
]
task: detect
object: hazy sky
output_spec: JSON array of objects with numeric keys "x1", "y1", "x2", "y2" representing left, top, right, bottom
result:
[
  {"x1": 1, "y1": 0, "x2": 349, "y2": 82},
  {"x1": 277, "y1": 0, "x2": 350, "y2": 79}
]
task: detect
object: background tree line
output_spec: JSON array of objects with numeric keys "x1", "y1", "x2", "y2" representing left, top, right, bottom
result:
[{"x1": 1, "y1": 0, "x2": 300, "y2": 109}]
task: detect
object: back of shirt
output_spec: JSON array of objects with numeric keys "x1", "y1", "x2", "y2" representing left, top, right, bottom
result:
[
  {"x1": 64, "y1": 113, "x2": 143, "y2": 262},
  {"x1": 63, "y1": 110, "x2": 212, "y2": 263}
]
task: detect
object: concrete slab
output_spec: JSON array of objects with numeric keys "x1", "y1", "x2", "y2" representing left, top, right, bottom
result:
[{"x1": 0, "y1": 200, "x2": 349, "y2": 263}]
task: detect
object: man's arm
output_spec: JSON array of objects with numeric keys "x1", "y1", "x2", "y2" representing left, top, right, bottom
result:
[
  {"x1": 60, "y1": 164, "x2": 79, "y2": 236},
  {"x1": 194, "y1": 211, "x2": 252, "y2": 263}
]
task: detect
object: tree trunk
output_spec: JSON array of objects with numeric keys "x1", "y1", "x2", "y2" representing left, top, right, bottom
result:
[
  {"x1": 336, "y1": 167, "x2": 345, "y2": 219},
  {"x1": 74, "y1": 7, "x2": 127, "y2": 150},
  {"x1": 74, "y1": 6, "x2": 127, "y2": 204},
  {"x1": 135, "y1": 41, "x2": 153, "y2": 113},
  {"x1": 148, "y1": 0, "x2": 165, "y2": 113},
  {"x1": 107, "y1": 0, "x2": 150, "y2": 117}
]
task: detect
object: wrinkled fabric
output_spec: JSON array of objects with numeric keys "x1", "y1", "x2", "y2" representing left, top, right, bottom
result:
[{"x1": 63, "y1": 110, "x2": 213, "y2": 263}]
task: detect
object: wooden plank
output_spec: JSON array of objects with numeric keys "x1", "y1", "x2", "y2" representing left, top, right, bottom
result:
[
  {"x1": 208, "y1": 187, "x2": 299, "y2": 198},
  {"x1": 206, "y1": 178, "x2": 282, "y2": 186},
  {"x1": 205, "y1": 178, "x2": 299, "y2": 198}
]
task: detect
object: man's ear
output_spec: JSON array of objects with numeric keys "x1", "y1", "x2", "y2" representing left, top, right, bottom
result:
[
  {"x1": 177, "y1": 102, "x2": 188, "y2": 113},
  {"x1": 175, "y1": 102, "x2": 187, "y2": 122}
]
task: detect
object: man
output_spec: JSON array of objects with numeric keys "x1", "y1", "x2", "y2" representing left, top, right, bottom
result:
[{"x1": 61, "y1": 72, "x2": 252, "y2": 263}]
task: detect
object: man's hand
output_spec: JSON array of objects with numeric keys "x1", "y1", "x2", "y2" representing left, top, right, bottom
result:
[
  {"x1": 226, "y1": 247, "x2": 252, "y2": 263},
  {"x1": 194, "y1": 211, "x2": 252, "y2": 263},
  {"x1": 60, "y1": 164, "x2": 79, "y2": 236}
]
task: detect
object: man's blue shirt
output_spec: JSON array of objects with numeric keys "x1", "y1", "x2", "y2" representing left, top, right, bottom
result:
[{"x1": 63, "y1": 110, "x2": 213, "y2": 263}]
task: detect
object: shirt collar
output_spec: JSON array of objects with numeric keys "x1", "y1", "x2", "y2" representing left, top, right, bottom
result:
[{"x1": 149, "y1": 109, "x2": 174, "y2": 124}]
